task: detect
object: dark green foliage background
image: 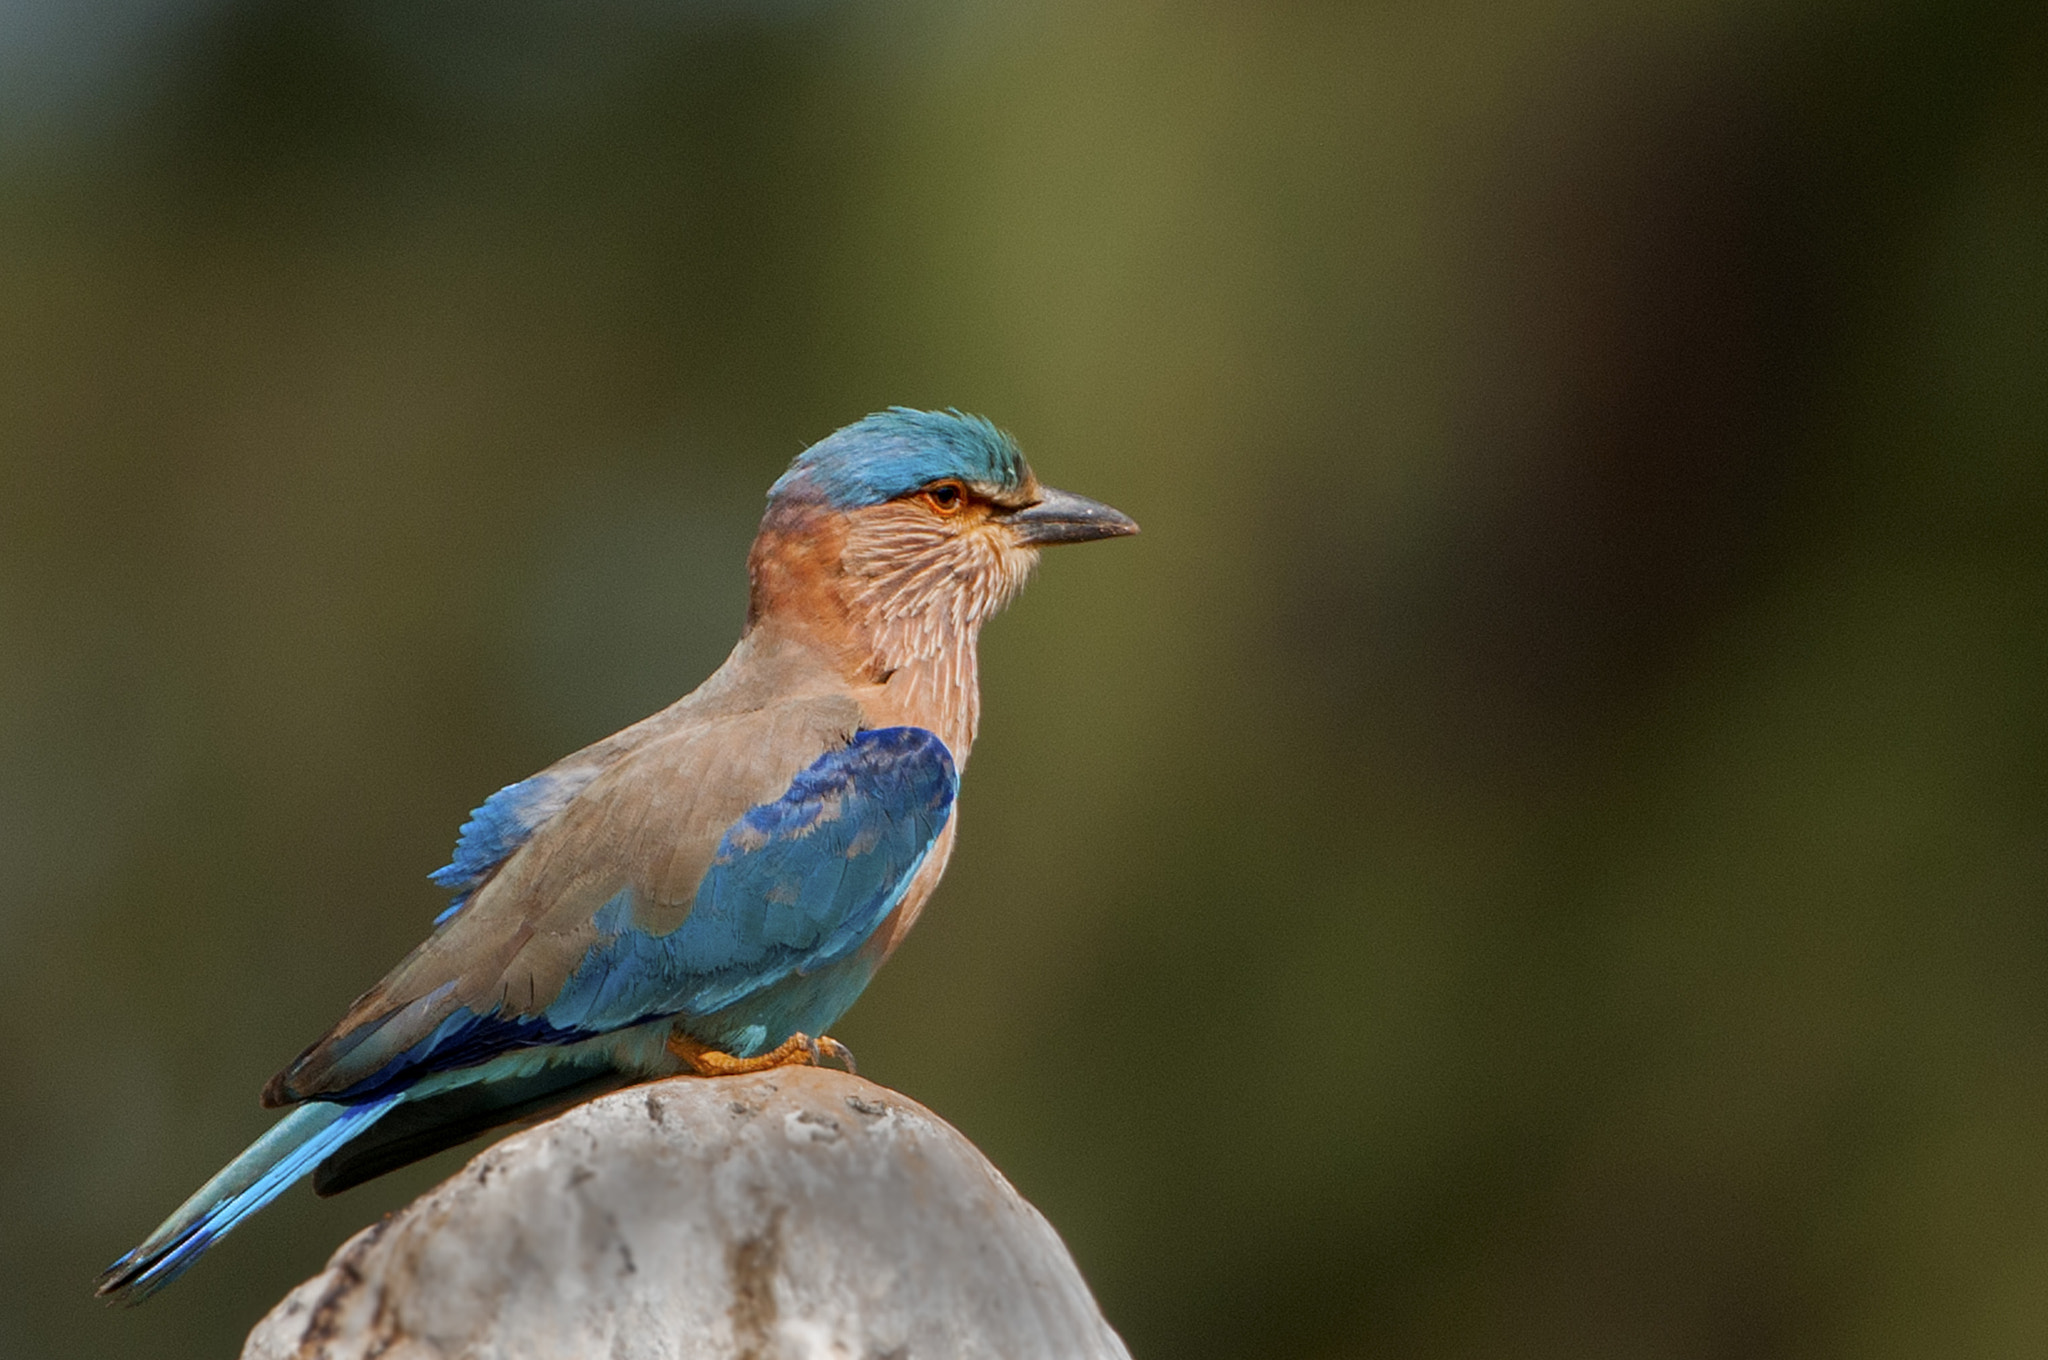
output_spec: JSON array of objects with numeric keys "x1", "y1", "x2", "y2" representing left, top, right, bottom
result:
[{"x1": 3, "y1": 2, "x2": 2045, "y2": 1356}]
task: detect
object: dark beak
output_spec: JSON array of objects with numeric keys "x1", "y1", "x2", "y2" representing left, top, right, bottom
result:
[{"x1": 1006, "y1": 486, "x2": 1140, "y2": 546}]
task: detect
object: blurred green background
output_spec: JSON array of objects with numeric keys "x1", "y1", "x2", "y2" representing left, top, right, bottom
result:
[{"x1": 3, "y1": 1, "x2": 2045, "y2": 1356}]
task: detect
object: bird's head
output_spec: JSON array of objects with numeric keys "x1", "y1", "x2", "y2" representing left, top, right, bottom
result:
[{"x1": 748, "y1": 408, "x2": 1136, "y2": 670}]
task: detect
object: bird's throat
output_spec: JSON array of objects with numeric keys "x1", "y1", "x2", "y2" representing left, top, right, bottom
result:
[{"x1": 863, "y1": 642, "x2": 982, "y2": 770}]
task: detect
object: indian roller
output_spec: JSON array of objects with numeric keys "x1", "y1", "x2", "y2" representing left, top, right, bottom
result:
[{"x1": 97, "y1": 408, "x2": 1136, "y2": 1303}]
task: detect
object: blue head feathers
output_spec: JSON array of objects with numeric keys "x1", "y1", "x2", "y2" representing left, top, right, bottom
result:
[{"x1": 770, "y1": 408, "x2": 1029, "y2": 509}]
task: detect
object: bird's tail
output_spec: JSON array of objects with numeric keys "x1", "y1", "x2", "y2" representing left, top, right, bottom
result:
[{"x1": 95, "y1": 1092, "x2": 402, "y2": 1305}]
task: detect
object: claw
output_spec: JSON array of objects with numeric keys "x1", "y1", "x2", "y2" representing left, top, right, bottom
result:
[{"x1": 667, "y1": 1031, "x2": 854, "y2": 1077}]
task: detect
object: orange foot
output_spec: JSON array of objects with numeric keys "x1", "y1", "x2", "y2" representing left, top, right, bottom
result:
[{"x1": 667, "y1": 1031, "x2": 857, "y2": 1077}]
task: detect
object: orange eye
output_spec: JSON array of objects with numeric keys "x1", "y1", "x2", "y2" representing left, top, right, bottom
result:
[{"x1": 920, "y1": 481, "x2": 966, "y2": 515}]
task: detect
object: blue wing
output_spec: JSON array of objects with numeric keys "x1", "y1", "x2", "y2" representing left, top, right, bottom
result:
[
  {"x1": 317, "y1": 726, "x2": 955, "y2": 1098},
  {"x1": 549, "y1": 724, "x2": 956, "y2": 1029}
]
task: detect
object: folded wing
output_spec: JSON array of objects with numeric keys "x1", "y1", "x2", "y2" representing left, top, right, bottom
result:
[{"x1": 264, "y1": 696, "x2": 955, "y2": 1107}]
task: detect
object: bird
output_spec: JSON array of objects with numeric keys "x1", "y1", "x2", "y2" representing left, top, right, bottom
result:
[{"x1": 96, "y1": 407, "x2": 1136, "y2": 1304}]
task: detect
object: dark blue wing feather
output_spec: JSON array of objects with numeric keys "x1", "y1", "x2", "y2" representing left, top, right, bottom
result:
[{"x1": 668, "y1": 724, "x2": 954, "y2": 1009}]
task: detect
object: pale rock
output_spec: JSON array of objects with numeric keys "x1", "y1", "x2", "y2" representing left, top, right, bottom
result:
[{"x1": 241, "y1": 1067, "x2": 1129, "y2": 1360}]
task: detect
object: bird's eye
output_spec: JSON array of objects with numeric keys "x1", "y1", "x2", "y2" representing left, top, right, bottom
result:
[{"x1": 921, "y1": 482, "x2": 965, "y2": 515}]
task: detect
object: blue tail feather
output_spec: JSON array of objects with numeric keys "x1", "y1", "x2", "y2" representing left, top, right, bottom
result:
[{"x1": 96, "y1": 1093, "x2": 402, "y2": 1305}]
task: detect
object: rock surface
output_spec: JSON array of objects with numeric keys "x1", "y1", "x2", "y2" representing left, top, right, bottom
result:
[{"x1": 242, "y1": 1067, "x2": 1128, "y2": 1360}]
